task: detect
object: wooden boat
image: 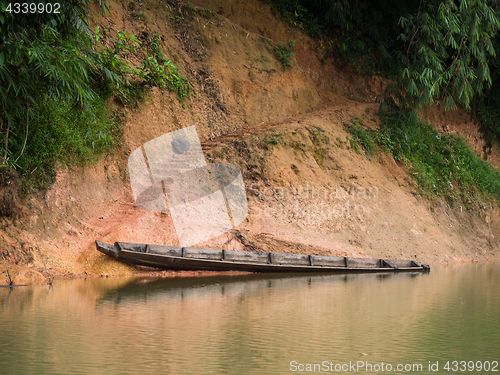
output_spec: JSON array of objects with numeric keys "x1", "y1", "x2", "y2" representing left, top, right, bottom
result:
[{"x1": 95, "y1": 240, "x2": 430, "y2": 273}]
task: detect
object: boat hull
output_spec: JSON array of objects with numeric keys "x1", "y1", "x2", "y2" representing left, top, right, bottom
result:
[{"x1": 95, "y1": 241, "x2": 429, "y2": 273}]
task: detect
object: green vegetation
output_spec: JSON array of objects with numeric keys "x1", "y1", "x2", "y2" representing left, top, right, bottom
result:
[
  {"x1": 150, "y1": 33, "x2": 164, "y2": 60},
  {"x1": 313, "y1": 147, "x2": 325, "y2": 166},
  {"x1": 264, "y1": 133, "x2": 284, "y2": 147},
  {"x1": 214, "y1": 146, "x2": 229, "y2": 158},
  {"x1": 95, "y1": 29, "x2": 194, "y2": 107},
  {"x1": 274, "y1": 40, "x2": 295, "y2": 68},
  {"x1": 93, "y1": 28, "x2": 143, "y2": 106},
  {"x1": 270, "y1": 0, "x2": 415, "y2": 75},
  {"x1": 306, "y1": 127, "x2": 329, "y2": 167},
  {"x1": 345, "y1": 119, "x2": 376, "y2": 156},
  {"x1": 14, "y1": 96, "x2": 122, "y2": 193},
  {"x1": 271, "y1": 0, "x2": 499, "y2": 108},
  {"x1": 270, "y1": 0, "x2": 500, "y2": 203},
  {"x1": 170, "y1": 14, "x2": 185, "y2": 24},
  {"x1": 382, "y1": 111, "x2": 500, "y2": 202},
  {"x1": 185, "y1": 2, "x2": 216, "y2": 18},
  {"x1": 345, "y1": 113, "x2": 500, "y2": 203},
  {"x1": 308, "y1": 127, "x2": 330, "y2": 148},
  {"x1": 0, "y1": 1, "x2": 194, "y2": 195},
  {"x1": 2, "y1": 0, "x2": 500, "y2": 208},
  {"x1": 394, "y1": 2, "x2": 499, "y2": 111},
  {"x1": 139, "y1": 33, "x2": 194, "y2": 107},
  {"x1": 270, "y1": 0, "x2": 500, "y2": 146},
  {"x1": 0, "y1": 0, "x2": 112, "y2": 194},
  {"x1": 477, "y1": 36, "x2": 500, "y2": 148}
]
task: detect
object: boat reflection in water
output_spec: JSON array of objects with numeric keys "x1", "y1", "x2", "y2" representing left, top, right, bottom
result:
[{"x1": 97, "y1": 271, "x2": 428, "y2": 306}]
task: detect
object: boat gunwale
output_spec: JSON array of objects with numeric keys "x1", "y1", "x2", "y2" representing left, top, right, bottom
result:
[{"x1": 119, "y1": 249, "x2": 423, "y2": 272}]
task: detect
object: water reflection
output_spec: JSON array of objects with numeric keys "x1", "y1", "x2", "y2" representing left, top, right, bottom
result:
[
  {"x1": 98, "y1": 272, "x2": 427, "y2": 306},
  {"x1": 0, "y1": 264, "x2": 498, "y2": 375}
]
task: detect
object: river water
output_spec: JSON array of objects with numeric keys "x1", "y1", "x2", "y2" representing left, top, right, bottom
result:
[{"x1": 0, "y1": 263, "x2": 499, "y2": 374}]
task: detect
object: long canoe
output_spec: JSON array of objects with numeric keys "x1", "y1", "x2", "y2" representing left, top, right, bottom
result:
[{"x1": 95, "y1": 240, "x2": 430, "y2": 273}]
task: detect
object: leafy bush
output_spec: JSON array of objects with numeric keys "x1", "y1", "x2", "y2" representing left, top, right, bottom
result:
[
  {"x1": 274, "y1": 40, "x2": 295, "y2": 68},
  {"x1": 136, "y1": 57, "x2": 194, "y2": 107},
  {"x1": 7, "y1": 94, "x2": 121, "y2": 194},
  {"x1": 397, "y1": 1, "x2": 499, "y2": 111},
  {"x1": 383, "y1": 111, "x2": 500, "y2": 202},
  {"x1": 0, "y1": 2, "x2": 195, "y2": 194},
  {"x1": 344, "y1": 117, "x2": 376, "y2": 155},
  {"x1": 476, "y1": 34, "x2": 500, "y2": 148},
  {"x1": 345, "y1": 110, "x2": 500, "y2": 203},
  {"x1": 270, "y1": 0, "x2": 500, "y2": 110},
  {"x1": 94, "y1": 27, "x2": 143, "y2": 104},
  {"x1": 95, "y1": 30, "x2": 194, "y2": 107}
]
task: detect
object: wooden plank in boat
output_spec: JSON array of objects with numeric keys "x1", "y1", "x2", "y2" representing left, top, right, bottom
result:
[
  {"x1": 224, "y1": 250, "x2": 269, "y2": 264},
  {"x1": 146, "y1": 244, "x2": 182, "y2": 257},
  {"x1": 312, "y1": 255, "x2": 346, "y2": 267},
  {"x1": 384, "y1": 259, "x2": 418, "y2": 268},
  {"x1": 272, "y1": 253, "x2": 310, "y2": 266},
  {"x1": 349, "y1": 258, "x2": 381, "y2": 268},
  {"x1": 183, "y1": 247, "x2": 223, "y2": 260}
]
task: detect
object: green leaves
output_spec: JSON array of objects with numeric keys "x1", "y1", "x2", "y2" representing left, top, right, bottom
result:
[
  {"x1": 378, "y1": 110, "x2": 500, "y2": 201},
  {"x1": 0, "y1": 0, "x2": 121, "y2": 185},
  {"x1": 94, "y1": 30, "x2": 194, "y2": 107},
  {"x1": 274, "y1": 40, "x2": 296, "y2": 68},
  {"x1": 396, "y1": 0, "x2": 500, "y2": 111}
]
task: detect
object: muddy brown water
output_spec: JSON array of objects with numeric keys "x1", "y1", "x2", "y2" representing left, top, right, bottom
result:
[{"x1": 0, "y1": 263, "x2": 499, "y2": 374}]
